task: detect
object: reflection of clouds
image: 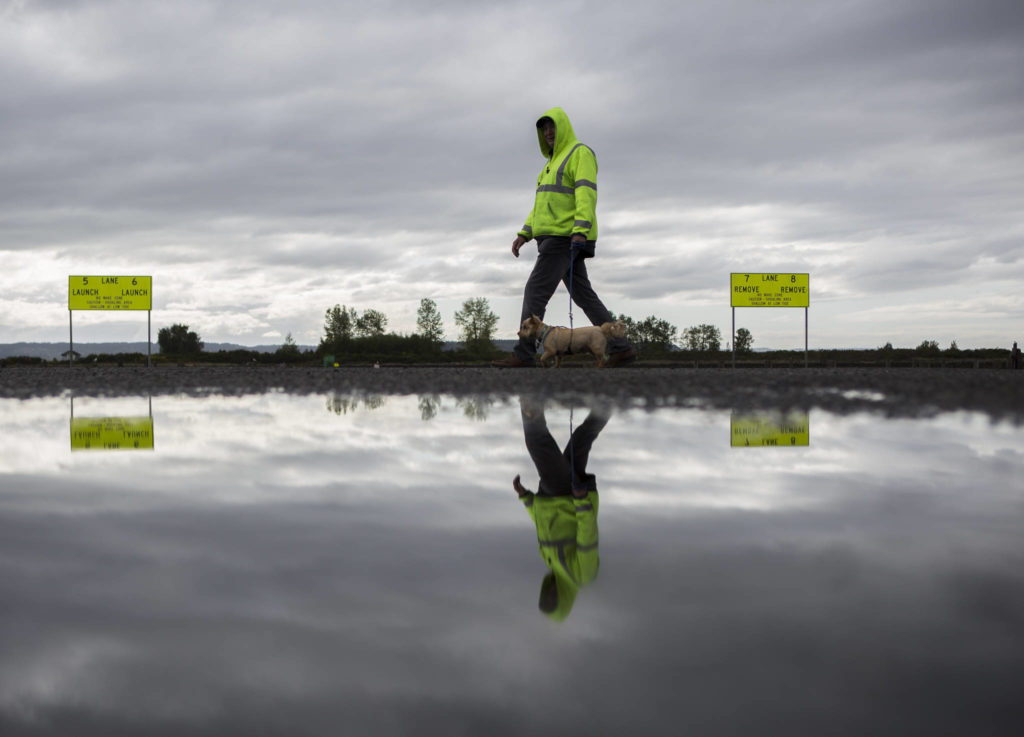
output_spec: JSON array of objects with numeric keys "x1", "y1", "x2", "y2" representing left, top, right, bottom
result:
[
  {"x1": 0, "y1": 396, "x2": 1022, "y2": 733},
  {"x1": 2, "y1": 636, "x2": 137, "y2": 717},
  {"x1": 0, "y1": 492, "x2": 543, "y2": 728},
  {"x1": 1, "y1": 397, "x2": 1020, "y2": 518},
  {"x1": 594, "y1": 409, "x2": 1024, "y2": 517},
  {"x1": 2, "y1": 395, "x2": 526, "y2": 514}
]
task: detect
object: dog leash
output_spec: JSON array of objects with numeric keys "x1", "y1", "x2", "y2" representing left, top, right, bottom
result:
[
  {"x1": 569, "y1": 404, "x2": 577, "y2": 493},
  {"x1": 568, "y1": 241, "x2": 584, "y2": 492},
  {"x1": 567, "y1": 240, "x2": 582, "y2": 354}
]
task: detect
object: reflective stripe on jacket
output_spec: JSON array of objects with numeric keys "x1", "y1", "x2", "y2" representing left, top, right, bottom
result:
[{"x1": 518, "y1": 107, "x2": 599, "y2": 248}]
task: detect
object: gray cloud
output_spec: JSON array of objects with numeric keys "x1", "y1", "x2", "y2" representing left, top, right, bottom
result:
[{"x1": 1, "y1": 0, "x2": 1022, "y2": 347}]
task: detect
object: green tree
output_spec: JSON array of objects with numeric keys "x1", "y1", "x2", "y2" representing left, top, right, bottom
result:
[
  {"x1": 323, "y1": 304, "x2": 355, "y2": 345},
  {"x1": 614, "y1": 313, "x2": 677, "y2": 353},
  {"x1": 354, "y1": 308, "x2": 388, "y2": 338},
  {"x1": 916, "y1": 340, "x2": 940, "y2": 356},
  {"x1": 276, "y1": 332, "x2": 301, "y2": 361},
  {"x1": 417, "y1": 298, "x2": 445, "y2": 345},
  {"x1": 635, "y1": 316, "x2": 677, "y2": 353},
  {"x1": 158, "y1": 323, "x2": 203, "y2": 354},
  {"x1": 614, "y1": 314, "x2": 638, "y2": 344},
  {"x1": 734, "y1": 327, "x2": 754, "y2": 354},
  {"x1": 683, "y1": 324, "x2": 722, "y2": 352},
  {"x1": 454, "y1": 297, "x2": 499, "y2": 353}
]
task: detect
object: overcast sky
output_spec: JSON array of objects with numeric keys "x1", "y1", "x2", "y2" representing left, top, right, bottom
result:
[{"x1": 2, "y1": 0, "x2": 1022, "y2": 349}]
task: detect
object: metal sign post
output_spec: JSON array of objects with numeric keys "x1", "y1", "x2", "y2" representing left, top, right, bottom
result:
[
  {"x1": 68, "y1": 275, "x2": 153, "y2": 367},
  {"x1": 730, "y1": 273, "x2": 810, "y2": 368}
]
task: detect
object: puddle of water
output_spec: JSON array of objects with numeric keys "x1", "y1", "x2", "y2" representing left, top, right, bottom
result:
[{"x1": 1, "y1": 393, "x2": 1022, "y2": 735}]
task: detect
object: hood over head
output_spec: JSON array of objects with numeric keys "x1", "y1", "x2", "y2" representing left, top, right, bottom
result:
[
  {"x1": 538, "y1": 571, "x2": 579, "y2": 622},
  {"x1": 536, "y1": 107, "x2": 576, "y2": 160}
]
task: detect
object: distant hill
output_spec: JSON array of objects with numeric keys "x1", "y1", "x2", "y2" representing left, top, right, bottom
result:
[
  {"x1": 443, "y1": 340, "x2": 517, "y2": 353},
  {"x1": 0, "y1": 342, "x2": 316, "y2": 361}
]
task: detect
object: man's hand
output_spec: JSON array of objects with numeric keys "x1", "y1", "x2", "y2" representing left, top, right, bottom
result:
[
  {"x1": 513, "y1": 474, "x2": 530, "y2": 497},
  {"x1": 512, "y1": 235, "x2": 528, "y2": 258},
  {"x1": 571, "y1": 234, "x2": 586, "y2": 246}
]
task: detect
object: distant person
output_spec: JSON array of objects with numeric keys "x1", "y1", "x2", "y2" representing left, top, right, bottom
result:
[
  {"x1": 492, "y1": 107, "x2": 636, "y2": 368},
  {"x1": 1012, "y1": 341, "x2": 1022, "y2": 370},
  {"x1": 512, "y1": 397, "x2": 610, "y2": 620}
]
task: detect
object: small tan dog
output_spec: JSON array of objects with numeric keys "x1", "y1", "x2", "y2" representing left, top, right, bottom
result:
[{"x1": 518, "y1": 314, "x2": 627, "y2": 368}]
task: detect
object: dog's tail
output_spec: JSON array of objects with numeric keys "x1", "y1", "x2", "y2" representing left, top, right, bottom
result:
[{"x1": 601, "y1": 321, "x2": 627, "y2": 338}]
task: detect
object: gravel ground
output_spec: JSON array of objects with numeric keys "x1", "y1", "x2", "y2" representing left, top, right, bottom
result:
[{"x1": 2, "y1": 365, "x2": 1022, "y2": 422}]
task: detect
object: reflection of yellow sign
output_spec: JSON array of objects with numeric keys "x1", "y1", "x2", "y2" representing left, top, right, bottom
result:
[
  {"x1": 731, "y1": 411, "x2": 809, "y2": 447},
  {"x1": 69, "y1": 275, "x2": 152, "y2": 310},
  {"x1": 731, "y1": 273, "x2": 809, "y2": 307},
  {"x1": 71, "y1": 417, "x2": 155, "y2": 451}
]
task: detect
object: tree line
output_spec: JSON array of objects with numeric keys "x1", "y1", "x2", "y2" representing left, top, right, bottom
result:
[
  {"x1": 318, "y1": 298, "x2": 500, "y2": 360},
  {"x1": 151, "y1": 303, "x2": 990, "y2": 366},
  {"x1": 154, "y1": 301, "x2": 740, "y2": 362},
  {"x1": 318, "y1": 302, "x2": 748, "y2": 360}
]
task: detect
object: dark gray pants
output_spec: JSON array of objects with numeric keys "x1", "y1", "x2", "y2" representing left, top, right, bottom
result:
[
  {"x1": 514, "y1": 236, "x2": 630, "y2": 362},
  {"x1": 522, "y1": 404, "x2": 610, "y2": 496}
]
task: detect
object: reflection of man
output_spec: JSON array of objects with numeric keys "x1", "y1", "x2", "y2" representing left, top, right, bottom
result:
[{"x1": 513, "y1": 398, "x2": 609, "y2": 620}]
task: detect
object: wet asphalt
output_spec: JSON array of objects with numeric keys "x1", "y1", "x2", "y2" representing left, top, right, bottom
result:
[{"x1": 2, "y1": 365, "x2": 1022, "y2": 422}]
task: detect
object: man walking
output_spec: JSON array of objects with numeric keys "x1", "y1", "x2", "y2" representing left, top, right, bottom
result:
[{"x1": 492, "y1": 107, "x2": 636, "y2": 368}]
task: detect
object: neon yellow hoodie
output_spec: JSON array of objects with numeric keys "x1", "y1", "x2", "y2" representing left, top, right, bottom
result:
[
  {"x1": 520, "y1": 490, "x2": 600, "y2": 621},
  {"x1": 518, "y1": 107, "x2": 599, "y2": 249}
]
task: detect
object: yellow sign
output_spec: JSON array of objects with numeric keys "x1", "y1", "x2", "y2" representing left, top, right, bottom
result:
[
  {"x1": 730, "y1": 411, "x2": 809, "y2": 447},
  {"x1": 731, "y1": 273, "x2": 809, "y2": 307},
  {"x1": 69, "y1": 275, "x2": 152, "y2": 310},
  {"x1": 70, "y1": 417, "x2": 155, "y2": 451}
]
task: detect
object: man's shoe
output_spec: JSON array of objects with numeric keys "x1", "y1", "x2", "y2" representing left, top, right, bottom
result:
[
  {"x1": 491, "y1": 354, "x2": 535, "y2": 368},
  {"x1": 519, "y1": 396, "x2": 545, "y2": 418},
  {"x1": 605, "y1": 348, "x2": 638, "y2": 368}
]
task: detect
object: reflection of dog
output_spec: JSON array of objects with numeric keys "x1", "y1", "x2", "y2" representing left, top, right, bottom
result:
[{"x1": 518, "y1": 314, "x2": 627, "y2": 368}]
